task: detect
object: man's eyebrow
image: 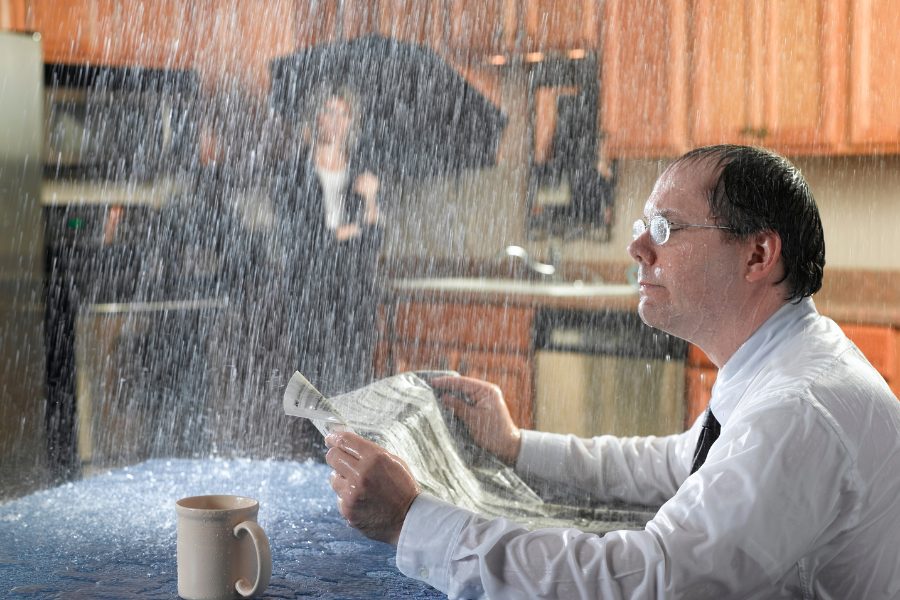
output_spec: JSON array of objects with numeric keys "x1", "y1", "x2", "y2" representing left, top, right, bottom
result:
[{"x1": 647, "y1": 207, "x2": 679, "y2": 219}]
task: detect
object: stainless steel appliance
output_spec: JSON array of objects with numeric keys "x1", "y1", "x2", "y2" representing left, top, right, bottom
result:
[
  {"x1": 41, "y1": 62, "x2": 205, "y2": 476},
  {"x1": 0, "y1": 31, "x2": 49, "y2": 499},
  {"x1": 534, "y1": 309, "x2": 688, "y2": 438},
  {"x1": 43, "y1": 62, "x2": 199, "y2": 182}
]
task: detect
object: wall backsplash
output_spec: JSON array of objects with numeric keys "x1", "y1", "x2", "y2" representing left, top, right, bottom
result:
[{"x1": 383, "y1": 153, "x2": 900, "y2": 274}]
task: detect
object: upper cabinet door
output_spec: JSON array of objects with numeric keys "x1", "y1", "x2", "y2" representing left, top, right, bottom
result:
[
  {"x1": 445, "y1": 0, "x2": 510, "y2": 55},
  {"x1": 523, "y1": 0, "x2": 600, "y2": 53},
  {"x1": 91, "y1": 0, "x2": 197, "y2": 68},
  {"x1": 757, "y1": 0, "x2": 846, "y2": 153},
  {"x1": 602, "y1": 0, "x2": 690, "y2": 158},
  {"x1": 0, "y1": 0, "x2": 28, "y2": 31},
  {"x1": 690, "y1": 0, "x2": 845, "y2": 153},
  {"x1": 689, "y1": 0, "x2": 755, "y2": 146},
  {"x1": 27, "y1": 0, "x2": 99, "y2": 64},
  {"x1": 848, "y1": 0, "x2": 900, "y2": 152}
]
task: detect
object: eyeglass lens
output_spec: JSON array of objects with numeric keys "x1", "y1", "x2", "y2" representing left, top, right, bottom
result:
[{"x1": 632, "y1": 216, "x2": 670, "y2": 245}]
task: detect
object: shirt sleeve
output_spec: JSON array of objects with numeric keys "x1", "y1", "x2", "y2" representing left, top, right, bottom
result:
[
  {"x1": 395, "y1": 397, "x2": 856, "y2": 599},
  {"x1": 515, "y1": 425, "x2": 699, "y2": 506}
]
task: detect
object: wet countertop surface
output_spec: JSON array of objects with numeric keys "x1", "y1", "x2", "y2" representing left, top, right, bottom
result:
[{"x1": 0, "y1": 459, "x2": 442, "y2": 599}]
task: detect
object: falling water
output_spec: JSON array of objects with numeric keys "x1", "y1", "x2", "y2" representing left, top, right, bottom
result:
[{"x1": 3, "y1": 6, "x2": 900, "y2": 593}]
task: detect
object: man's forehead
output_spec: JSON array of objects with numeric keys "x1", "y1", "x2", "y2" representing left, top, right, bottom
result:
[{"x1": 645, "y1": 159, "x2": 720, "y2": 214}]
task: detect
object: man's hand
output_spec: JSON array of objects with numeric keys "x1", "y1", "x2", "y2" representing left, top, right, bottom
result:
[
  {"x1": 324, "y1": 431, "x2": 419, "y2": 546},
  {"x1": 430, "y1": 375, "x2": 522, "y2": 466}
]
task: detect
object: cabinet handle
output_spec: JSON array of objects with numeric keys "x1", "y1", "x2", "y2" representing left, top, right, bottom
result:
[{"x1": 739, "y1": 126, "x2": 768, "y2": 139}]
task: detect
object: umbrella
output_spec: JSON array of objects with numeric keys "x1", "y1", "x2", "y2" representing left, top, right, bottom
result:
[{"x1": 269, "y1": 34, "x2": 507, "y2": 179}]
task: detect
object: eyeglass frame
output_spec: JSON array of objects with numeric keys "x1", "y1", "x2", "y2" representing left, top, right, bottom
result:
[{"x1": 632, "y1": 214, "x2": 735, "y2": 246}]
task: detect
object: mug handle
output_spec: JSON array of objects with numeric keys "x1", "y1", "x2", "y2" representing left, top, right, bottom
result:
[{"x1": 233, "y1": 521, "x2": 272, "y2": 598}]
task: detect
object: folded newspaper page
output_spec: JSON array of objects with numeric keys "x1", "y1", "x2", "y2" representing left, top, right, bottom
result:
[{"x1": 283, "y1": 370, "x2": 655, "y2": 532}]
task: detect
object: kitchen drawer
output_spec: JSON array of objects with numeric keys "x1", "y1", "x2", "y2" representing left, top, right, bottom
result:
[{"x1": 392, "y1": 301, "x2": 534, "y2": 351}]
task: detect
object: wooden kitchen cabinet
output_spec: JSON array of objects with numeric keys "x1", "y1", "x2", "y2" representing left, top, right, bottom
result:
[
  {"x1": 684, "y1": 345, "x2": 716, "y2": 427},
  {"x1": 840, "y1": 323, "x2": 900, "y2": 397},
  {"x1": 376, "y1": 300, "x2": 535, "y2": 429},
  {"x1": 601, "y1": 0, "x2": 690, "y2": 157},
  {"x1": 522, "y1": 0, "x2": 600, "y2": 53},
  {"x1": 690, "y1": 0, "x2": 845, "y2": 154},
  {"x1": 847, "y1": 0, "x2": 900, "y2": 153},
  {"x1": 90, "y1": 0, "x2": 197, "y2": 68},
  {"x1": 26, "y1": 0, "x2": 99, "y2": 64},
  {"x1": 444, "y1": 0, "x2": 510, "y2": 55},
  {"x1": 0, "y1": 0, "x2": 27, "y2": 30}
]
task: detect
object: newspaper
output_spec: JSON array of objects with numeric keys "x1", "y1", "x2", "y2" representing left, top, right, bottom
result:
[{"x1": 283, "y1": 370, "x2": 656, "y2": 532}]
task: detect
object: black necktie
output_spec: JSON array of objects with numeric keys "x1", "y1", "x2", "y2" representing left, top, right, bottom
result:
[{"x1": 690, "y1": 408, "x2": 721, "y2": 474}]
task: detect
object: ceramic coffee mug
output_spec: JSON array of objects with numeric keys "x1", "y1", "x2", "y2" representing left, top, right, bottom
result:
[{"x1": 176, "y1": 495, "x2": 272, "y2": 600}]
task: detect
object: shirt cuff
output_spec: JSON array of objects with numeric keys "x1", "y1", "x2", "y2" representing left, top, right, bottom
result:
[
  {"x1": 396, "y1": 493, "x2": 473, "y2": 591},
  {"x1": 515, "y1": 429, "x2": 572, "y2": 481}
]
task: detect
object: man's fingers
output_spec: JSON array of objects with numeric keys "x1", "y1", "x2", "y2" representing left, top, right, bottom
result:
[
  {"x1": 432, "y1": 375, "x2": 499, "y2": 404},
  {"x1": 325, "y1": 446, "x2": 362, "y2": 479},
  {"x1": 325, "y1": 431, "x2": 366, "y2": 459}
]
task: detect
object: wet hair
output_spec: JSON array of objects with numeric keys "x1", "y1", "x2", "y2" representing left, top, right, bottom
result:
[{"x1": 672, "y1": 145, "x2": 825, "y2": 302}]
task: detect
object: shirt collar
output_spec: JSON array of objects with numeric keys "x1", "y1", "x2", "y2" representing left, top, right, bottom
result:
[{"x1": 708, "y1": 297, "x2": 819, "y2": 426}]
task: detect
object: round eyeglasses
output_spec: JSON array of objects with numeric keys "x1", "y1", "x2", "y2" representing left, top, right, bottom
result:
[{"x1": 632, "y1": 215, "x2": 734, "y2": 246}]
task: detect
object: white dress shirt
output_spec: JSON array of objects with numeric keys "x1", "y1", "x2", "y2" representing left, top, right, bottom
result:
[
  {"x1": 315, "y1": 166, "x2": 348, "y2": 230},
  {"x1": 396, "y1": 298, "x2": 900, "y2": 599}
]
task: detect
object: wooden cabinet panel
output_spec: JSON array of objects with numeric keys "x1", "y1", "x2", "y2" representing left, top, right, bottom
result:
[
  {"x1": 190, "y1": 1, "x2": 297, "y2": 93},
  {"x1": 0, "y1": 0, "x2": 28, "y2": 30},
  {"x1": 457, "y1": 349, "x2": 533, "y2": 428},
  {"x1": 375, "y1": 0, "x2": 445, "y2": 46},
  {"x1": 602, "y1": 0, "x2": 689, "y2": 157},
  {"x1": 685, "y1": 345, "x2": 716, "y2": 427},
  {"x1": 841, "y1": 323, "x2": 896, "y2": 380},
  {"x1": 848, "y1": 0, "x2": 900, "y2": 151},
  {"x1": 445, "y1": 0, "x2": 509, "y2": 54},
  {"x1": 386, "y1": 341, "x2": 457, "y2": 374},
  {"x1": 523, "y1": 0, "x2": 599, "y2": 53},
  {"x1": 759, "y1": 0, "x2": 846, "y2": 152},
  {"x1": 392, "y1": 302, "x2": 533, "y2": 351},
  {"x1": 27, "y1": 0, "x2": 99, "y2": 64},
  {"x1": 378, "y1": 300, "x2": 535, "y2": 429},
  {"x1": 685, "y1": 366, "x2": 716, "y2": 427},
  {"x1": 604, "y1": 0, "x2": 854, "y2": 157},
  {"x1": 691, "y1": 0, "x2": 848, "y2": 156},
  {"x1": 690, "y1": 0, "x2": 753, "y2": 145},
  {"x1": 92, "y1": 0, "x2": 196, "y2": 68}
]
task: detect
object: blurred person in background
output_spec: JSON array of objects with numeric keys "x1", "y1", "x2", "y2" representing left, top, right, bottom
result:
[{"x1": 274, "y1": 86, "x2": 383, "y2": 396}]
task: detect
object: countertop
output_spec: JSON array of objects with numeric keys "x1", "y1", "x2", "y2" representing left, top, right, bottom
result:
[{"x1": 0, "y1": 458, "x2": 442, "y2": 599}]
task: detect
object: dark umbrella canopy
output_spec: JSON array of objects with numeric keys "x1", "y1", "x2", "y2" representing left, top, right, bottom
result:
[{"x1": 270, "y1": 34, "x2": 507, "y2": 179}]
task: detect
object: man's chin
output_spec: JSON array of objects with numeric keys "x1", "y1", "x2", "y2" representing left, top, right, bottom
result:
[{"x1": 637, "y1": 300, "x2": 672, "y2": 334}]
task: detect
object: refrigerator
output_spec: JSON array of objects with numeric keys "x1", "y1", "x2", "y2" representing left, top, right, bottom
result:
[{"x1": 0, "y1": 31, "x2": 49, "y2": 499}]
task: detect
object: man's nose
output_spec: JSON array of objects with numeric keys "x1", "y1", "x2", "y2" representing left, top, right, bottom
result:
[{"x1": 627, "y1": 231, "x2": 655, "y2": 266}]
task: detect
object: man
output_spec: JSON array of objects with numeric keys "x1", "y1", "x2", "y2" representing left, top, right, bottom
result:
[{"x1": 325, "y1": 145, "x2": 900, "y2": 598}]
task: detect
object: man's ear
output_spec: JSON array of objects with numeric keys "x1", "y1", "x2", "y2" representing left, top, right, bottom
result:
[{"x1": 745, "y1": 230, "x2": 782, "y2": 283}]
